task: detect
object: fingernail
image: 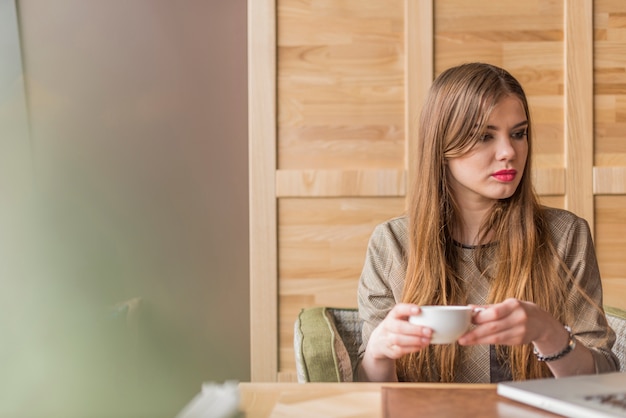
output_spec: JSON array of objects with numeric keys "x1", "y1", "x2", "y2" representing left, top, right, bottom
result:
[{"x1": 472, "y1": 307, "x2": 485, "y2": 316}]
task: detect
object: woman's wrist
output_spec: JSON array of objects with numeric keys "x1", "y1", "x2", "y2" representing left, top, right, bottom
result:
[
  {"x1": 361, "y1": 348, "x2": 397, "y2": 381},
  {"x1": 532, "y1": 325, "x2": 576, "y2": 362}
]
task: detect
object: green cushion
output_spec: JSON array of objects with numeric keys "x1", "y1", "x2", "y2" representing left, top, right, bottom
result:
[
  {"x1": 295, "y1": 307, "x2": 342, "y2": 382},
  {"x1": 605, "y1": 305, "x2": 626, "y2": 320},
  {"x1": 294, "y1": 307, "x2": 361, "y2": 382}
]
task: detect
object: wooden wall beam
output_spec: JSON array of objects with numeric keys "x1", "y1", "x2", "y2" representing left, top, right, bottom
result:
[
  {"x1": 248, "y1": 0, "x2": 278, "y2": 382},
  {"x1": 405, "y1": 0, "x2": 434, "y2": 193},
  {"x1": 564, "y1": 0, "x2": 594, "y2": 233}
]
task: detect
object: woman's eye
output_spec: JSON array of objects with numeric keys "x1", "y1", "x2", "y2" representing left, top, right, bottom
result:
[
  {"x1": 480, "y1": 133, "x2": 493, "y2": 141},
  {"x1": 511, "y1": 130, "x2": 528, "y2": 140}
]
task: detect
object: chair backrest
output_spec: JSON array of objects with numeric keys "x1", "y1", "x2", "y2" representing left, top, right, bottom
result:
[
  {"x1": 294, "y1": 307, "x2": 362, "y2": 382},
  {"x1": 605, "y1": 305, "x2": 626, "y2": 372}
]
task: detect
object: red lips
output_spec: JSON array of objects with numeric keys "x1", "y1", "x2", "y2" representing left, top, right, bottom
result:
[{"x1": 492, "y1": 169, "x2": 517, "y2": 182}]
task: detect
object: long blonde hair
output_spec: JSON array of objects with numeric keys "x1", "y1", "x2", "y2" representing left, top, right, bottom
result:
[{"x1": 399, "y1": 63, "x2": 569, "y2": 382}]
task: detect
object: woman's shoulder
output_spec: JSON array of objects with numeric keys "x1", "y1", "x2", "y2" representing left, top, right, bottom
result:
[
  {"x1": 370, "y1": 215, "x2": 409, "y2": 248},
  {"x1": 542, "y1": 206, "x2": 588, "y2": 223},
  {"x1": 373, "y1": 215, "x2": 408, "y2": 236},
  {"x1": 541, "y1": 206, "x2": 591, "y2": 236}
]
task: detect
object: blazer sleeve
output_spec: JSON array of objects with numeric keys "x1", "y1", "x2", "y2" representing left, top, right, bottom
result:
[
  {"x1": 355, "y1": 218, "x2": 408, "y2": 378},
  {"x1": 554, "y1": 211, "x2": 620, "y2": 373}
]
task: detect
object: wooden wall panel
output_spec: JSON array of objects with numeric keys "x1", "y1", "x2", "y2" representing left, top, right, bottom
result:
[
  {"x1": 538, "y1": 195, "x2": 565, "y2": 209},
  {"x1": 277, "y1": 0, "x2": 405, "y2": 170},
  {"x1": 595, "y1": 0, "x2": 626, "y2": 166},
  {"x1": 276, "y1": 169, "x2": 406, "y2": 197},
  {"x1": 276, "y1": 0, "x2": 406, "y2": 376},
  {"x1": 594, "y1": 0, "x2": 626, "y2": 311},
  {"x1": 278, "y1": 197, "x2": 405, "y2": 370},
  {"x1": 595, "y1": 196, "x2": 626, "y2": 309}
]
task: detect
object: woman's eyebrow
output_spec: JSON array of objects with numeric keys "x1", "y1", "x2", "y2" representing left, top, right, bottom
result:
[{"x1": 485, "y1": 120, "x2": 529, "y2": 130}]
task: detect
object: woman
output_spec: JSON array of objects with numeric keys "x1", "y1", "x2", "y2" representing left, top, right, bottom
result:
[{"x1": 356, "y1": 62, "x2": 619, "y2": 383}]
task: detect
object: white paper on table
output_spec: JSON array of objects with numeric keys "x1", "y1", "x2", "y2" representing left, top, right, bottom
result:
[{"x1": 175, "y1": 381, "x2": 240, "y2": 418}]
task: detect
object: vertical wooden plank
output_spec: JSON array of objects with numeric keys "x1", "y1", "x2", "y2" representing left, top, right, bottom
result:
[
  {"x1": 405, "y1": 0, "x2": 433, "y2": 186},
  {"x1": 564, "y1": 0, "x2": 594, "y2": 233},
  {"x1": 248, "y1": 0, "x2": 278, "y2": 381}
]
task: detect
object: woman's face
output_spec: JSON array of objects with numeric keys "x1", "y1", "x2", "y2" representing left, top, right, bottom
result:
[{"x1": 446, "y1": 95, "x2": 528, "y2": 209}]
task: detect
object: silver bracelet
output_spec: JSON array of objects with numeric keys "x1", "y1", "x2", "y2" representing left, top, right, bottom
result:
[{"x1": 533, "y1": 325, "x2": 576, "y2": 362}]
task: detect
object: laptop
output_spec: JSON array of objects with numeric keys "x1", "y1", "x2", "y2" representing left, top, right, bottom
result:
[{"x1": 497, "y1": 372, "x2": 626, "y2": 417}]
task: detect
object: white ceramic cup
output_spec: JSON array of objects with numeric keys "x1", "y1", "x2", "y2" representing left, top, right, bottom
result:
[{"x1": 408, "y1": 305, "x2": 473, "y2": 344}]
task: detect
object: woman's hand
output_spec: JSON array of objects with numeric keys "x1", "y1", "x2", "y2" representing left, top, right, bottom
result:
[
  {"x1": 358, "y1": 303, "x2": 433, "y2": 381},
  {"x1": 457, "y1": 297, "x2": 596, "y2": 377},
  {"x1": 367, "y1": 303, "x2": 433, "y2": 360},
  {"x1": 458, "y1": 298, "x2": 565, "y2": 349}
]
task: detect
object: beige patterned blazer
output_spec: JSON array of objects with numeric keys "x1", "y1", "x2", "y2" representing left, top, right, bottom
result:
[{"x1": 356, "y1": 207, "x2": 619, "y2": 382}]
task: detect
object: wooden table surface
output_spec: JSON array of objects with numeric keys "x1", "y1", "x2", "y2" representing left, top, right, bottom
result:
[{"x1": 238, "y1": 382, "x2": 562, "y2": 418}]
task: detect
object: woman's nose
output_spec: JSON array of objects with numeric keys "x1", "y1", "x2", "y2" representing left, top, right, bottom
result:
[{"x1": 495, "y1": 136, "x2": 516, "y2": 160}]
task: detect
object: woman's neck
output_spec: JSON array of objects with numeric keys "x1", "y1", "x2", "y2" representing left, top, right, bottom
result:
[{"x1": 454, "y1": 204, "x2": 495, "y2": 246}]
